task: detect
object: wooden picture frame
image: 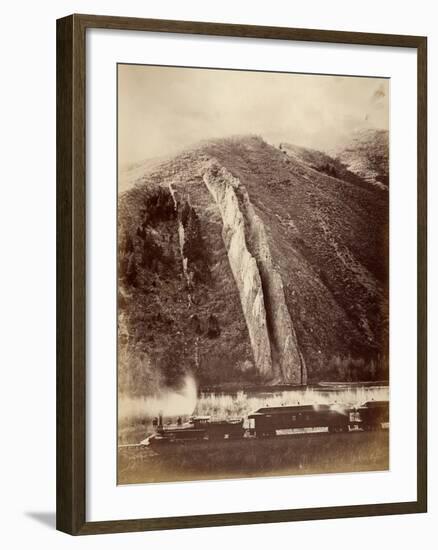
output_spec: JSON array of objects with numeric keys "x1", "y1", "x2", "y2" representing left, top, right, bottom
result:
[{"x1": 57, "y1": 13, "x2": 427, "y2": 535}]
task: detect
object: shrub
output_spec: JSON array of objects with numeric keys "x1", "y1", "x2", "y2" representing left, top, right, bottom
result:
[{"x1": 207, "y1": 314, "x2": 220, "y2": 338}]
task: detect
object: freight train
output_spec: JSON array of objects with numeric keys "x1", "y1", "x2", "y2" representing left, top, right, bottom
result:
[{"x1": 146, "y1": 400, "x2": 389, "y2": 446}]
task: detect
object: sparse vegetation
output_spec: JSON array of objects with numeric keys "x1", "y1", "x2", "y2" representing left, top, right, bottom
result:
[{"x1": 312, "y1": 354, "x2": 389, "y2": 382}]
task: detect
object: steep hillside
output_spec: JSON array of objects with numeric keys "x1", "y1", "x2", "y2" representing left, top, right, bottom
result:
[
  {"x1": 118, "y1": 135, "x2": 389, "y2": 396},
  {"x1": 278, "y1": 143, "x2": 374, "y2": 190},
  {"x1": 331, "y1": 129, "x2": 389, "y2": 188}
]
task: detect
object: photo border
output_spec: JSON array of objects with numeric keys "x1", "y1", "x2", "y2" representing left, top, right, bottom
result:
[{"x1": 56, "y1": 13, "x2": 427, "y2": 535}]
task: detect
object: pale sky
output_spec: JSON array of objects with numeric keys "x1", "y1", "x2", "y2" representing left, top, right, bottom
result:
[{"x1": 118, "y1": 64, "x2": 389, "y2": 168}]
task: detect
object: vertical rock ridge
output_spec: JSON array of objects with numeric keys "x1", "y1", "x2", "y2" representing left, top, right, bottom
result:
[
  {"x1": 203, "y1": 164, "x2": 274, "y2": 379},
  {"x1": 204, "y1": 162, "x2": 306, "y2": 384},
  {"x1": 169, "y1": 182, "x2": 192, "y2": 305},
  {"x1": 235, "y1": 178, "x2": 306, "y2": 384}
]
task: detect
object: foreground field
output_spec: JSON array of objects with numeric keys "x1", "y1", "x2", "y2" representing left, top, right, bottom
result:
[{"x1": 118, "y1": 430, "x2": 389, "y2": 484}]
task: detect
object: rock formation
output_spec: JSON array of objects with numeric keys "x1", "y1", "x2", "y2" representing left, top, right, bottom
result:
[{"x1": 204, "y1": 163, "x2": 306, "y2": 384}]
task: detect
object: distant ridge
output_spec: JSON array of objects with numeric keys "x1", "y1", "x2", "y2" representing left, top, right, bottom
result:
[{"x1": 331, "y1": 129, "x2": 389, "y2": 188}]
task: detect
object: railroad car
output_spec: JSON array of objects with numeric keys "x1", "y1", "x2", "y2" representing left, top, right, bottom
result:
[
  {"x1": 355, "y1": 400, "x2": 389, "y2": 431},
  {"x1": 248, "y1": 404, "x2": 350, "y2": 437}
]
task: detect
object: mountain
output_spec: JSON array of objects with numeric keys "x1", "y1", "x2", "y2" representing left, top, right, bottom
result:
[
  {"x1": 331, "y1": 129, "x2": 389, "y2": 188},
  {"x1": 118, "y1": 135, "x2": 389, "y2": 396}
]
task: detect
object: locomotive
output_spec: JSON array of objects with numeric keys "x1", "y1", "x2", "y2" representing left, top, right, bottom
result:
[
  {"x1": 146, "y1": 400, "x2": 389, "y2": 446},
  {"x1": 148, "y1": 415, "x2": 245, "y2": 445}
]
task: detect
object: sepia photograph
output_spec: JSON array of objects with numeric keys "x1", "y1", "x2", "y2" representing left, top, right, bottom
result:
[{"x1": 117, "y1": 64, "x2": 390, "y2": 485}]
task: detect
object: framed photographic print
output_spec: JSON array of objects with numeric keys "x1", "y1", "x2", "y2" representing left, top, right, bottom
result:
[{"x1": 56, "y1": 14, "x2": 427, "y2": 535}]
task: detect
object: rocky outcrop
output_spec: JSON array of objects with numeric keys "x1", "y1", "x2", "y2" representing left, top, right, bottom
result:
[
  {"x1": 236, "y1": 184, "x2": 307, "y2": 384},
  {"x1": 204, "y1": 162, "x2": 306, "y2": 384},
  {"x1": 203, "y1": 164, "x2": 273, "y2": 379}
]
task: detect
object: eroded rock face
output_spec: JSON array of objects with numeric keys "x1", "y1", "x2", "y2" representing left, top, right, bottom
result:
[
  {"x1": 204, "y1": 162, "x2": 306, "y2": 384},
  {"x1": 240, "y1": 187, "x2": 306, "y2": 384},
  {"x1": 203, "y1": 164, "x2": 273, "y2": 379}
]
